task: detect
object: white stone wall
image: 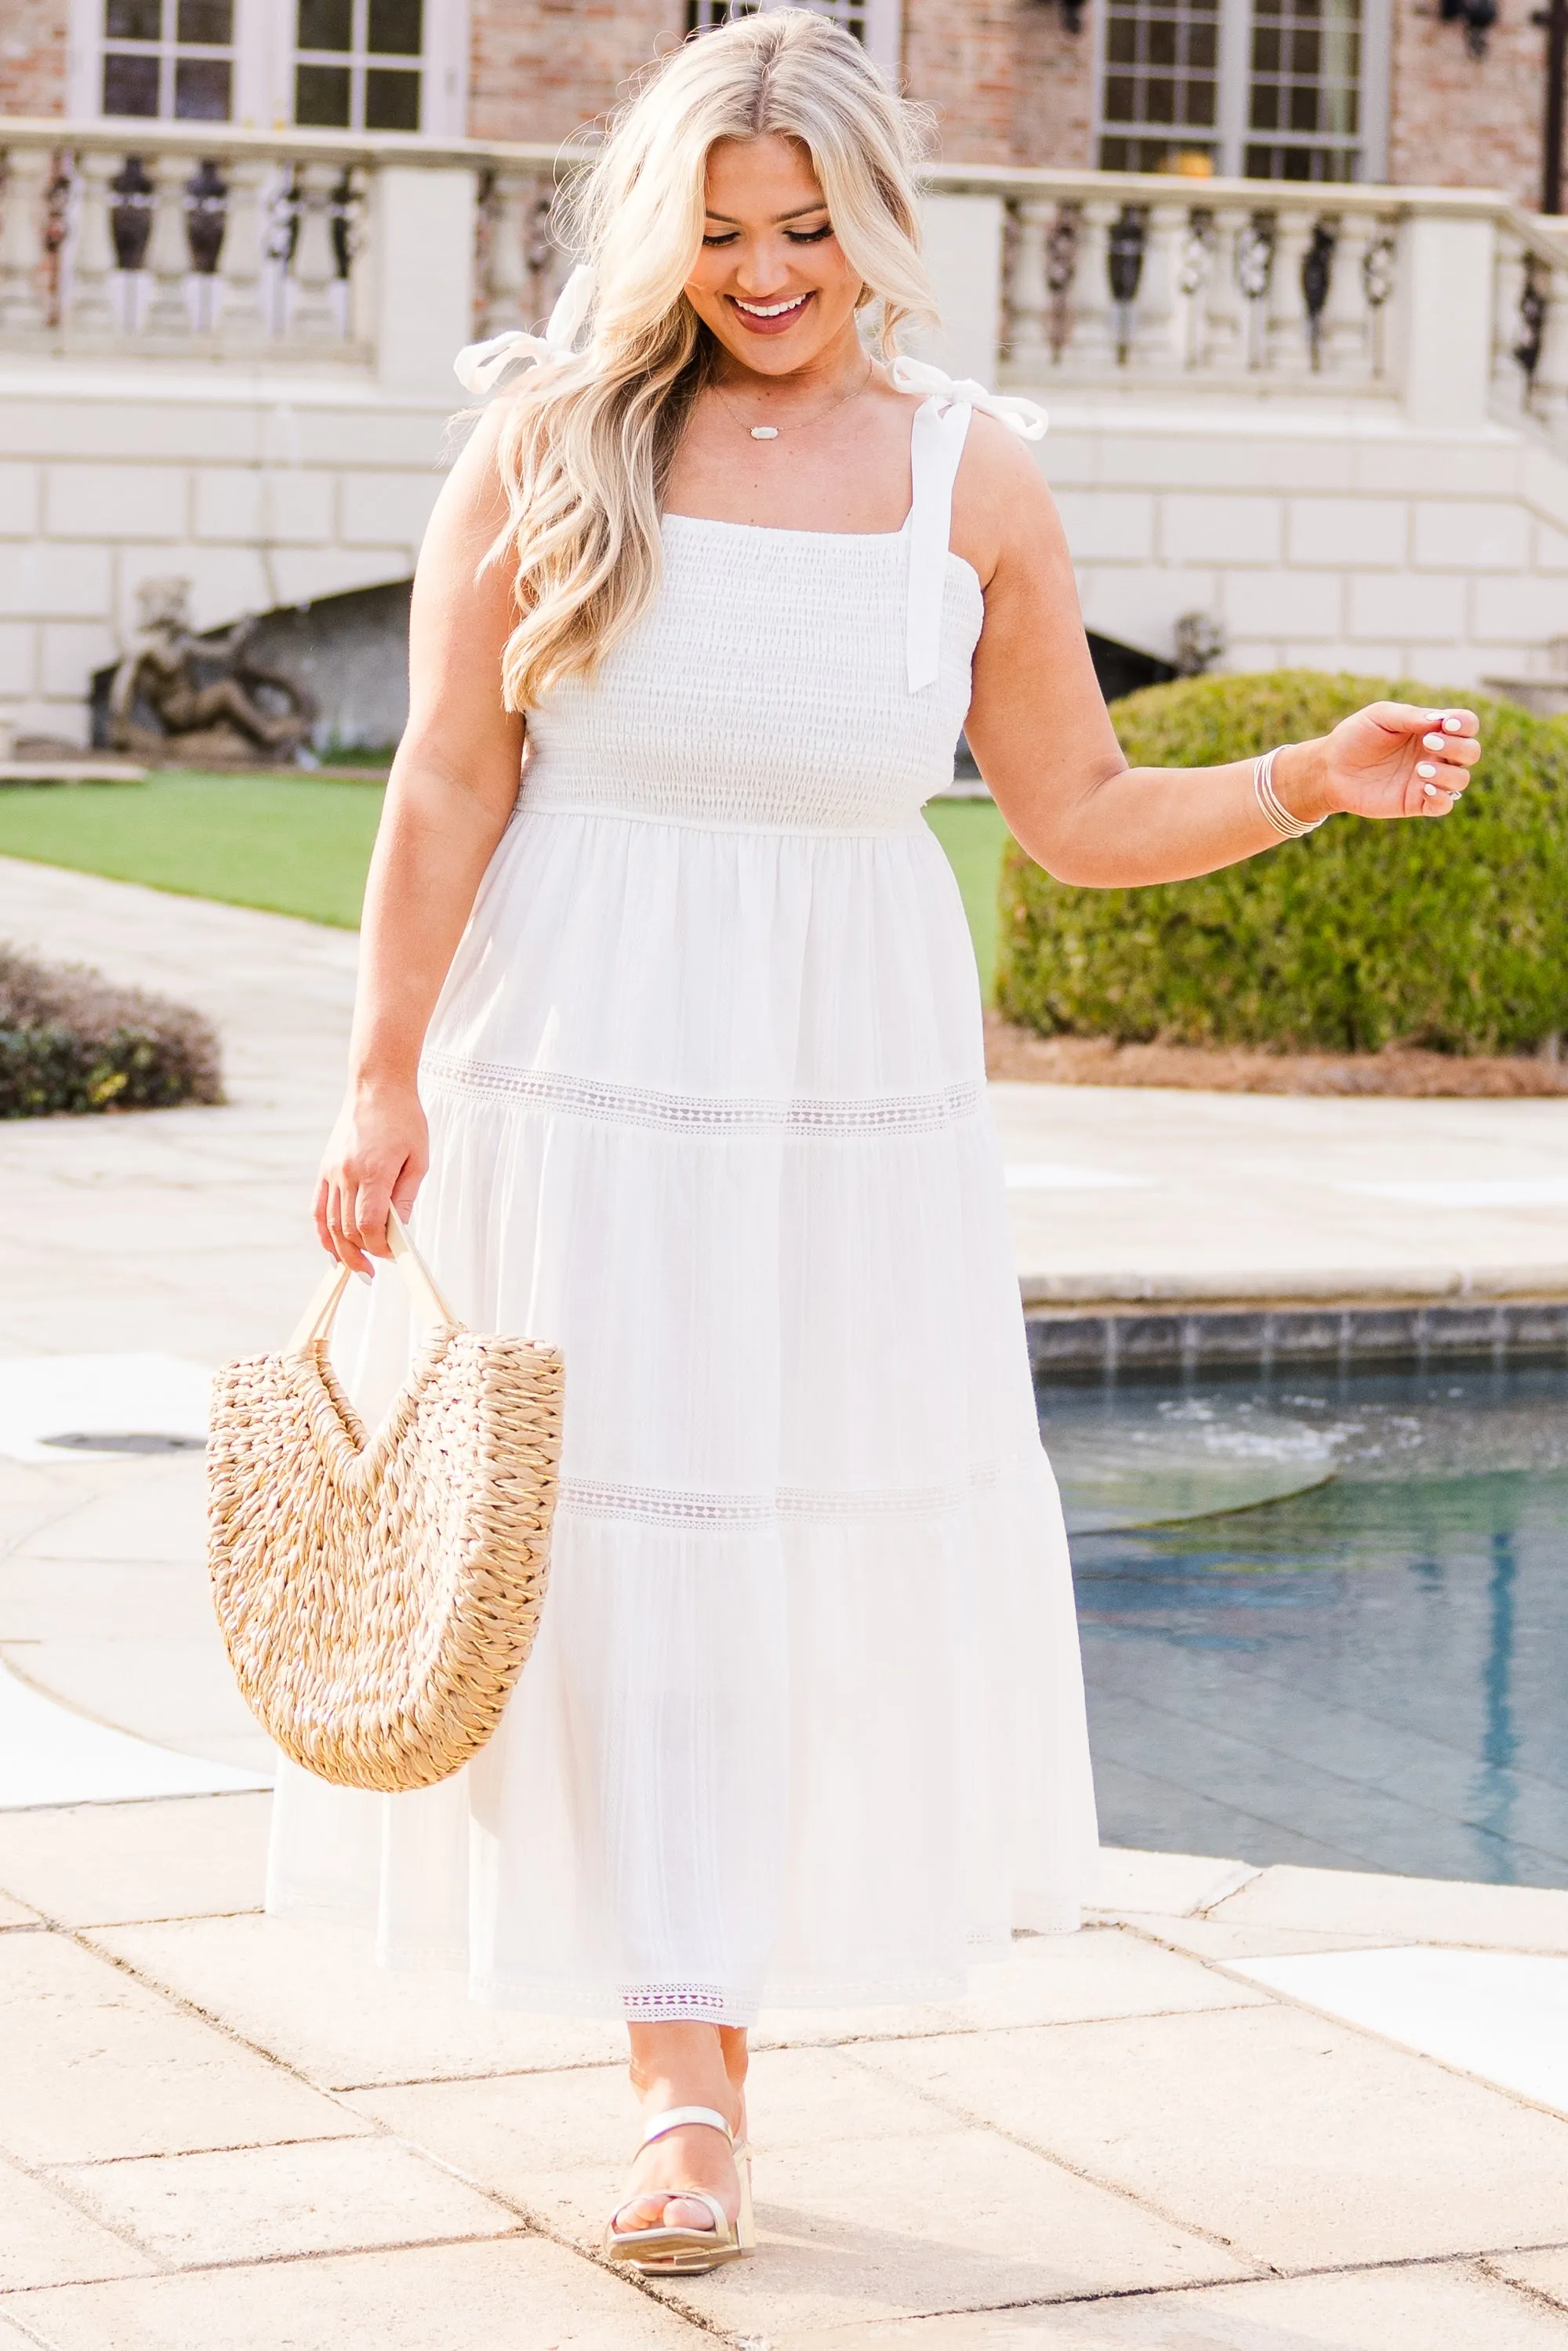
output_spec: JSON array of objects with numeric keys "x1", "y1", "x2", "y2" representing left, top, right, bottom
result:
[
  {"x1": 6, "y1": 365, "x2": 1568, "y2": 745},
  {"x1": 1028, "y1": 391, "x2": 1568, "y2": 690},
  {"x1": 0, "y1": 360, "x2": 453, "y2": 744}
]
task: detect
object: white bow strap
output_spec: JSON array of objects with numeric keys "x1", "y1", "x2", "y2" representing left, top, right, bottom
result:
[
  {"x1": 453, "y1": 262, "x2": 597, "y2": 394},
  {"x1": 889, "y1": 354, "x2": 1047, "y2": 441}
]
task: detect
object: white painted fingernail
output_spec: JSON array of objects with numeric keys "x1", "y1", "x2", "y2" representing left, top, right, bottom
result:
[
  {"x1": 1417, "y1": 761, "x2": 1438, "y2": 778},
  {"x1": 1424, "y1": 783, "x2": 1439, "y2": 798},
  {"x1": 1443, "y1": 715, "x2": 1462, "y2": 731},
  {"x1": 1422, "y1": 734, "x2": 1446, "y2": 750},
  {"x1": 354, "y1": 1270, "x2": 374, "y2": 1286}
]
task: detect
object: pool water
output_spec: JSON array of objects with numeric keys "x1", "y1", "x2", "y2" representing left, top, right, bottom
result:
[{"x1": 1040, "y1": 1362, "x2": 1568, "y2": 1888}]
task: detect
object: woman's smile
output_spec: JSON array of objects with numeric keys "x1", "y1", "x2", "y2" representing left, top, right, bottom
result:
[{"x1": 728, "y1": 289, "x2": 815, "y2": 335}]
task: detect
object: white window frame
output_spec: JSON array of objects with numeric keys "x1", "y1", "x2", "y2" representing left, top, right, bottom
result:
[
  {"x1": 1093, "y1": 0, "x2": 1388, "y2": 183},
  {"x1": 688, "y1": 0, "x2": 902, "y2": 85},
  {"x1": 68, "y1": 0, "x2": 470, "y2": 134}
]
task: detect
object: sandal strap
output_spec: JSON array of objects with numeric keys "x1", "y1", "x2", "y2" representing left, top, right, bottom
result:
[{"x1": 639, "y1": 2103, "x2": 734, "y2": 2150}]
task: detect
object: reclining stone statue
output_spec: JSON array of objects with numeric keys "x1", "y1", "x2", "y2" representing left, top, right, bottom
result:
[{"x1": 107, "y1": 578, "x2": 315, "y2": 762}]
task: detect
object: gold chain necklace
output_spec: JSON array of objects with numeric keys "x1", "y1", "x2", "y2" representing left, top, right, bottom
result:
[{"x1": 711, "y1": 359, "x2": 873, "y2": 442}]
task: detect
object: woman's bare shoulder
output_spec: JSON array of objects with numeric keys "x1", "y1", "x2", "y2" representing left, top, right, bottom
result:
[{"x1": 949, "y1": 408, "x2": 1058, "y2": 590}]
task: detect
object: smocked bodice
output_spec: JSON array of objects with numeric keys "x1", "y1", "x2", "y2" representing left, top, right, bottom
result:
[{"x1": 519, "y1": 398, "x2": 985, "y2": 835}]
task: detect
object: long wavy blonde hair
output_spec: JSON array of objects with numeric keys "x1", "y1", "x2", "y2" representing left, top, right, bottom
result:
[{"x1": 489, "y1": 9, "x2": 938, "y2": 712}]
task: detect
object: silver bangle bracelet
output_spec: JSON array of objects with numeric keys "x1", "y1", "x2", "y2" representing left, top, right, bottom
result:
[{"x1": 1254, "y1": 746, "x2": 1327, "y2": 841}]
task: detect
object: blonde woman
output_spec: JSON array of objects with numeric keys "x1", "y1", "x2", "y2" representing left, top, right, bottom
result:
[{"x1": 275, "y1": 8, "x2": 1481, "y2": 2277}]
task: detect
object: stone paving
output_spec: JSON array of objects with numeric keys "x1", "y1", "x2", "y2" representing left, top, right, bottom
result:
[{"x1": 3, "y1": 857, "x2": 1568, "y2": 2346}]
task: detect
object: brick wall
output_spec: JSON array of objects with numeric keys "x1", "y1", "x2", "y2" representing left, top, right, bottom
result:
[
  {"x1": 0, "y1": 0, "x2": 67, "y2": 117},
  {"x1": 1011, "y1": 2, "x2": 1095, "y2": 167},
  {"x1": 1387, "y1": 0, "x2": 1548, "y2": 210},
  {"x1": 468, "y1": 0, "x2": 684, "y2": 142},
  {"x1": 902, "y1": 0, "x2": 1017, "y2": 162}
]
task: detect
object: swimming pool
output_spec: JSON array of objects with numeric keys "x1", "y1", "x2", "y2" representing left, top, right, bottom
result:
[{"x1": 1042, "y1": 1361, "x2": 1568, "y2": 1888}]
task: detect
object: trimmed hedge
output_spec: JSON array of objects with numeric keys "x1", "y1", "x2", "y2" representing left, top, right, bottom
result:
[
  {"x1": 995, "y1": 671, "x2": 1568, "y2": 1055},
  {"x1": 0, "y1": 948, "x2": 223, "y2": 1118}
]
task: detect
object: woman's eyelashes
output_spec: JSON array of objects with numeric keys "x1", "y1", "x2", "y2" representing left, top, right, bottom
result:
[{"x1": 699, "y1": 223, "x2": 834, "y2": 247}]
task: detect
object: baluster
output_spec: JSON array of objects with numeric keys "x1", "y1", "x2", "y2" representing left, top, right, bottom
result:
[
  {"x1": 1263, "y1": 203, "x2": 1312, "y2": 378},
  {"x1": 1176, "y1": 205, "x2": 1215, "y2": 371},
  {"x1": 1005, "y1": 196, "x2": 1051, "y2": 376},
  {"x1": 1489, "y1": 227, "x2": 1527, "y2": 419},
  {"x1": 1297, "y1": 212, "x2": 1338, "y2": 377},
  {"x1": 183, "y1": 155, "x2": 227, "y2": 336},
  {"x1": 1360, "y1": 218, "x2": 1397, "y2": 382},
  {"x1": 480, "y1": 168, "x2": 530, "y2": 337},
  {"x1": 1134, "y1": 198, "x2": 1188, "y2": 373},
  {"x1": 64, "y1": 148, "x2": 118, "y2": 338},
  {"x1": 1319, "y1": 209, "x2": 1370, "y2": 383},
  {"x1": 216, "y1": 154, "x2": 269, "y2": 343},
  {"x1": 141, "y1": 151, "x2": 193, "y2": 337},
  {"x1": 1045, "y1": 202, "x2": 1082, "y2": 365},
  {"x1": 1528, "y1": 253, "x2": 1568, "y2": 448},
  {"x1": 325, "y1": 166, "x2": 362, "y2": 338},
  {"x1": 0, "y1": 147, "x2": 51, "y2": 335},
  {"x1": 1200, "y1": 201, "x2": 1248, "y2": 376},
  {"x1": 525, "y1": 173, "x2": 569, "y2": 325},
  {"x1": 41, "y1": 148, "x2": 74, "y2": 331},
  {"x1": 1235, "y1": 209, "x2": 1276, "y2": 372},
  {"x1": 1069, "y1": 198, "x2": 1118, "y2": 374},
  {"x1": 1105, "y1": 204, "x2": 1148, "y2": 365},
  {"x1": 108, "y1": 153, "x2": 154, "y2": 332},
  {"x1": 260, "y1": 165, "x2": 297, "y2": 339},
  {"x1": 286, "y1": 161, "x2": 343, "y2": 340}
]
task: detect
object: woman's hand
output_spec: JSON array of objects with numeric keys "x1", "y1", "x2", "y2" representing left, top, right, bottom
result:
[
  {"x1": 1307, "y1": 702, "x2": 1483, "y2": 823},
  {"x1": 314, "y1": 1083, "x2": 429, "y2": 1276}
]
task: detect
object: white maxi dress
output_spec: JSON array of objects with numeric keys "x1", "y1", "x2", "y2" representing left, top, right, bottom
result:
[{"x1": 267, "y1": 383, "x2": 1100, "y2": 2025}]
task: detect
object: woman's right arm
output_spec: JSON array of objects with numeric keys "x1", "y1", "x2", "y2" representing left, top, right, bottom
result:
[{"x1": 316, "y1": 405, "x2": 524, "y2": 1275}]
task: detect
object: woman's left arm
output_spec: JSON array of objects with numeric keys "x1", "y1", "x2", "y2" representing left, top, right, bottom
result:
[{"x1": 958, "y1": 425, "x2": 1481, "y2": 888}]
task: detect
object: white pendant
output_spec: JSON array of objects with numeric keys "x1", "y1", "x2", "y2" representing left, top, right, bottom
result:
[{"x1": 750, "y1": 425, "x2": 779, "y2": 441}]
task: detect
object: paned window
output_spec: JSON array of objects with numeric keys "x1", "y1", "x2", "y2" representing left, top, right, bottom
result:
[
  {"x1": 689, "y1": 0, "x2": 871, "y2": 34},
  {"x1": 1098, "y1": 0, "x2": 1221, "y2": 174},
  {"x1": 100, "y1": 0, "x2": 235, "y2": 122},
  {"x1": 1244, "y1": 0, "x2": 1361, "y2": 180},
  {"x1": 295, "y1": 0, "x2": 424, "y2": 133},
  {"x1": 686, "y1": 1, "x2": 899, "y2": 75},
  {"x1": 1096, "y1": 0, "x2": 1382, "y2": 179}
]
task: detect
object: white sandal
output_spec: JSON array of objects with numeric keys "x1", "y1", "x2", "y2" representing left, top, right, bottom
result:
[{"x1": 603, "y1": 2102, "x2": 755, "y2": 2276}]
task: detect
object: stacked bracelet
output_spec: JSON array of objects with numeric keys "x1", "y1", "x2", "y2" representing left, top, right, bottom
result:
[{"x1": 1253, "y1": 746, "x2": 1327, "y2": 840}]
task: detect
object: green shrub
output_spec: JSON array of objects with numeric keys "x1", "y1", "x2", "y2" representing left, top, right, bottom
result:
[
  {"x1": 995, "y1": 671, "x2": 1568, "y2": 1055},
  {"x1": 0, "y1": 949, "x2": 222, "y2": 1118}
]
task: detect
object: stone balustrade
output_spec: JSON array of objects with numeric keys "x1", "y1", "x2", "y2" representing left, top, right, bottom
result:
[
  {"x1": 0, "y1": 121, "x2": 1562, "y2": 454},
  {"x1": 1491, "y1": 209, "x2": 1568, "y2": 456},
  {"x1": 0, "y1": 120, "x2": 572, "y2": 388},
  {"x1": 925, "y1": 164, "x2": 1559, "y2": 450}
]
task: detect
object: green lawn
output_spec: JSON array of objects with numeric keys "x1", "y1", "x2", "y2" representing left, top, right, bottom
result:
[
  {"x1": 922, "y1": 796, "x2": 1010, "y2": 998},
  {"x1": 0, "y1": 771, "x2": 1012, "y2": 992},
  {"x1": 0, "y1": 771, "x2": 385, "y2": 931}
]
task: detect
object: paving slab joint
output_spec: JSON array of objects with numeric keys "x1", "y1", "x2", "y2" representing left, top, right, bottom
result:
[{"x1": 1194, "y1": 1866, "x2": 1266, "y2": 1917}]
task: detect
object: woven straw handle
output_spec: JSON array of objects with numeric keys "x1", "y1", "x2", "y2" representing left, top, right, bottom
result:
[{"x1": 285, "y1": 1207, "x2": 462, "y2": 1356}]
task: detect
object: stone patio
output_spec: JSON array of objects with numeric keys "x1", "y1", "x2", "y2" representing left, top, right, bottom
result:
[{"x1": 2, "y1": 855, "x2": 1568, "y2": 2347}]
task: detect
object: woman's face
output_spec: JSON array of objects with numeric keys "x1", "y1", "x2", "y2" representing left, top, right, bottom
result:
[{"x1": 684, "y1": 132, "x2": 863, "y2": 376}]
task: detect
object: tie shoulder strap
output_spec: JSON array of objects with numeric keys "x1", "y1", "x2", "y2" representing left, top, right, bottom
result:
[
  {"x1": 894, "y1": 357, "x2": 1048, "y2": 695},
  {"x1": 889, "y1": 354, "x2": 1048, "y2": 442},
  {"x1": 453, "y1": 262, "x2": 597, "y2": 394}
]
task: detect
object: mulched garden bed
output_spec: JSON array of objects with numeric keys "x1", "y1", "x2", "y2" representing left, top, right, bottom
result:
[
  {"x1": 0, "y1": 947, "x2": 222, "y2": 1117},
  {"x1": 983, "y1": 1010, "x2": 1568, "y2": 1097}
]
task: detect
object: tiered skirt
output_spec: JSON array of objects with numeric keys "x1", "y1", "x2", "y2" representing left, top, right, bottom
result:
[{"x1": 266, "y1": 805, "x2": 1099, "y2": 2019}]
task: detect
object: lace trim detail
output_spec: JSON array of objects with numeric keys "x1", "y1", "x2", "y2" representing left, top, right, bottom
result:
[
  {"x1": 559, "y1": 1458, "x2": 1030, "y2": 1532},
  {"x1": 422, "y1": 1053, "x2": 985, "y2": 1138},
  {"x1": 619, "y1": 1979, "x2": 741, "y2": 2023}
]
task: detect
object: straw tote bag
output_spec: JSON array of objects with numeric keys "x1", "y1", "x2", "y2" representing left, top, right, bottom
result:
[{"x1": 208, "y1": 1210, "x2": 564, "y2": 1793}]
